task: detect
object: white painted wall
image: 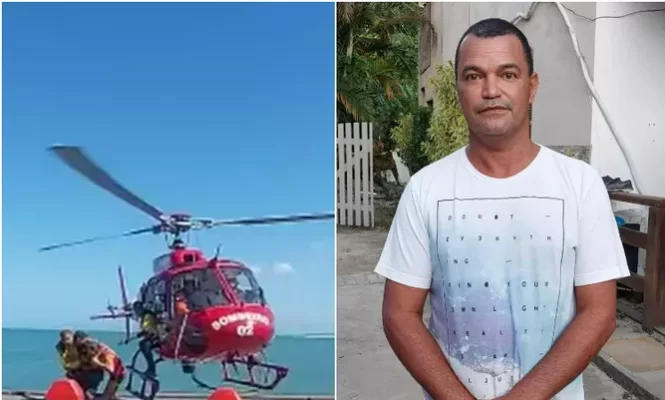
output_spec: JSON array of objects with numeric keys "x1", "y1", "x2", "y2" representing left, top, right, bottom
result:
[
  {"x1": 590, "y1": 2, "x2": 665, "y2": 197},
  {"x1": 392, "y1": 152, "x2": 411, "y2": 184},
  {"x1": 382, "y1": 152, "x2": 411, "y2": 184},
  {"x1": 589, "y1": 2, "x2": 665, "y2": 275}
]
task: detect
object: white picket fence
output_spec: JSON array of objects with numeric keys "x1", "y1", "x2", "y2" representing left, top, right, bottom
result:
[{"x1": 337, "y1": 122, "x2": 374, "y2": 227}]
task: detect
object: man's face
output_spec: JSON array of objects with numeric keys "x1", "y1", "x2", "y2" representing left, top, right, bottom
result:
[
  {"x1": 456, "y1": 34, "x2": 538, "y2": 139},
  {"x1": 62, "y1": 332, "x2": 73, "y2": 345}
]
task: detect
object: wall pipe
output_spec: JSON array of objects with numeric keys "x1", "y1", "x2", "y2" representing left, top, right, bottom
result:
[{"x1": 512, "y1": 2, "x2": 645, "y2": 194}]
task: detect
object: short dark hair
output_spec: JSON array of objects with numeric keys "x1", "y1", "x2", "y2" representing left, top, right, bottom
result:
[
  {"x1": 59, "y1": 329, "x2": 73, "y2": 339},
  {"x1": 454, "y1": 18, "x2": 534, "y2": 77}
]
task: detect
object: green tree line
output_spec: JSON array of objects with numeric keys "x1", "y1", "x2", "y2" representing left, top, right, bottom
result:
[{"x1": 336, "y1": 2, "x2": 469, "y2": 178}]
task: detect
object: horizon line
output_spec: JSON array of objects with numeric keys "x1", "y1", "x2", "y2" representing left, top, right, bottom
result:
[{"x1": 2, "y1": 326, "x2": 334, "y2": 337}]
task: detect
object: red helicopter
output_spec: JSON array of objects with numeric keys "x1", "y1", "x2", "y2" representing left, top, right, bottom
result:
[{"x1": 38, "y1": 145, "x2": 334, "y2": 400}]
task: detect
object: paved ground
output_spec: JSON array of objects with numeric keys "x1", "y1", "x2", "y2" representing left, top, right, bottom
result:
[
  {"x1": 337, "y1": 227, "x2": 639, "y2": 400},
  {"x1": 336, "y1": 227, "x2": 388, "y2": 277},
  {"x1": 599, "y1": 317, "x2": 665, "y2": 398}
]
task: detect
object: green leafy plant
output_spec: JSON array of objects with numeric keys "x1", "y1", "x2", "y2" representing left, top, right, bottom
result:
[
  {"x1": 390, "y1": 106, "x2": 432, "y2": 174},
  {"x1": 337, "y1": 3, "x2": 430, "y2": 187},
  {"x1": 423, "y1": 61, "x2": 469, "y2": 163},
  {"x1": 336, "y1": 2, "x2": 426, "y2": 124}
]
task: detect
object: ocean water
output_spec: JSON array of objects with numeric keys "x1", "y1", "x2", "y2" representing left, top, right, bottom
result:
[{"x1": 2, "y1": 328, "x2": 334, "y2": 396}]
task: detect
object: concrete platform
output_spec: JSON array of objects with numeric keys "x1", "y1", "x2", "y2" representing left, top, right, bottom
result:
[{"x1": 593, "y1": 317, "x2": 665, "y2": 400}]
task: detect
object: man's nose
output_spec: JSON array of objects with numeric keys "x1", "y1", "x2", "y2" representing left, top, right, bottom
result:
[{"x1": 481, "y1": 75, "x2": 501, "y2": 99}]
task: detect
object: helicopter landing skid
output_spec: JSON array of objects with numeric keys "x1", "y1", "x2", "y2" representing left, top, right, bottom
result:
[
  {"x1": 185, "y1": 355, "x2": 288, "y2": 392},
  {"x1": 188, "y1": 373, "x2": 256, "y2": 397},
  {"x1": 124, "y1": 344, "x2": 162, "y2": 400},
  {"x1": 221, "y1": 355, "x2": 289, "y2": 390}
]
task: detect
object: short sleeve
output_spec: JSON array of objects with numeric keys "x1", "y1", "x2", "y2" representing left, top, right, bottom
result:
[
  {"x1": 374, "y1": 178, "x2": 432, "y2": 289},
  {"x1": 574, "y1": 171, "x2": 631, "y2": 286}
]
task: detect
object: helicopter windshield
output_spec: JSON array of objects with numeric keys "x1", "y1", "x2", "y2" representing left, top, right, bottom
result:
[
  {"x1": 171, "y1": 268, "x2": 229, "y2": 312},
  {"x1": 219, "y1": 266, "x2": 265, "y2": 305}
]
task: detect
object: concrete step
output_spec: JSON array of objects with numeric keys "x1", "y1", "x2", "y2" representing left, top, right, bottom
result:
[{"x1": 595, "y1": 317, "x2": 665, "y2": 399}]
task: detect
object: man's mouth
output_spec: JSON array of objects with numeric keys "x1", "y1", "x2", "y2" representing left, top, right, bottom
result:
[{"x1": 481, "y1": 106, "x2": 509, "y2": 113}]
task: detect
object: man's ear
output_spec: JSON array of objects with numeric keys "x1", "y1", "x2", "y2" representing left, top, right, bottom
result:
[{"x1": 529, "y1": 72, "x2": 539, "y2": 105}]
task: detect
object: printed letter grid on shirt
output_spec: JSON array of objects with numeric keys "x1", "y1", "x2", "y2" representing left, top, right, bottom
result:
[
  {"x1": 375, "y1": 146, "x2": 631, "y2": 400},
  {"x1": 430, "y1": 197, "x2": 564, "y2": 398}
]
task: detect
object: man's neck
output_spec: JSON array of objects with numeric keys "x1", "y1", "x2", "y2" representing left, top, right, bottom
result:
[{"x1": 466, "y1": 135, "x2": 540, "y2": 179}]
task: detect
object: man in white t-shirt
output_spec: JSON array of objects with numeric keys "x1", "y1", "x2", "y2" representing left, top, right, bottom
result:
[{"x1": 375, "y1": 18, "x2": 629, "y2": 400}]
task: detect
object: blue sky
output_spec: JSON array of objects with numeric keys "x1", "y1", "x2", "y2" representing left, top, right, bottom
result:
[{"x1": 2, "y1": 2, "x2": 335, "y2": 334}]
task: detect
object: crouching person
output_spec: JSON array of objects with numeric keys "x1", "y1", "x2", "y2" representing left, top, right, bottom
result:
[
  {"x1": 56, "y1": 329, "x2": 104, "y2": 399},
  {"x1": 74, "y1": 331, "x2": 125, "y2": 400}
]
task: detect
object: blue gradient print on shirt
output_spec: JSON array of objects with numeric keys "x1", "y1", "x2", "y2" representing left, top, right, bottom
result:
[{"x1": 428, "y1": 197, "x2": 566, "y2": 398}]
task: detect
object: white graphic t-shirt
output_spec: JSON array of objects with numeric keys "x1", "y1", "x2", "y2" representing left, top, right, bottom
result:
[{"x1": 375, "y1": 145, "x2": 630, "y2": 400}]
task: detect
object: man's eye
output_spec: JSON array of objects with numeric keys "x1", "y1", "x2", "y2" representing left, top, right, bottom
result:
[
  {"x1": 504, "y1": 72, "x2": 516, "y2": 79},
  {"x1": 466, "y1": 74, "x2": 479, "y2": 80}
]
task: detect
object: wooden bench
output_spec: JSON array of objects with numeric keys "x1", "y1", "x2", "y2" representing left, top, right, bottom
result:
[{"x1": 609, "y1": 191, "x2": 665, "y2": 334}]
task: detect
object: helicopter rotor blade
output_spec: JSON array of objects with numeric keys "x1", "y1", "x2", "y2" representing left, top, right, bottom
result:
[
  {"x1": 199, "y1": 212, "x2": 334, "y2": 228},
  {"x1": 38, "y1": 226, "x2": 154, "y2": 252},
  {"x1": 49, "y1": 145, "x2": 165, "y2": 222}
]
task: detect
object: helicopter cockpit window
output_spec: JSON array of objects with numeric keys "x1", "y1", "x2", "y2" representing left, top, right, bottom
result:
[
  {"x1": 143, "y1": 278, "x2": 167, "y2": 315},
  {"x1": 154, "y1": 280, "x2": 166, "y2": 313},
  {"x1": 220, "y1": 267, "x2": 265, "y2": 305},
  {"x1": 170, "y1": 269, "x2": 229, "y2": 313}
]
